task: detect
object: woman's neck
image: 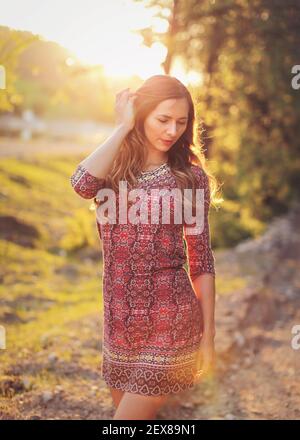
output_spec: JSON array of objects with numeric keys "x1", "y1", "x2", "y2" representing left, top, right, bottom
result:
[{"x1": 144, "y1": 154, "x2": 168, "y2": 171}]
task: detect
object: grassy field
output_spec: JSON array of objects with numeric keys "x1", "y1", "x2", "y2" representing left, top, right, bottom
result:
[{"x1": 0, "y1": 154, "x2": 105, "y2": 393}]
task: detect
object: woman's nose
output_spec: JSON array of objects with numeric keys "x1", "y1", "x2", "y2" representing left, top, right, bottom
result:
[{"x1": 166, "y1": 122, "x2": 177, "y2": 136}]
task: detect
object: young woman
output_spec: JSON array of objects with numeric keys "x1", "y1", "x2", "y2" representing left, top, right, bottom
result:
[{"x1": 70, "y1": 75, "x2": 218, "y2": 420}]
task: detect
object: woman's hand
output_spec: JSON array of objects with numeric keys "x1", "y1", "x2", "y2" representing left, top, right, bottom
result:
[
  {"x1": 195, "y1": 333, "x2": 216, "y2": 382},
  {"x1": 115, "y1": 88, "x2": 137, "y2": 131}
]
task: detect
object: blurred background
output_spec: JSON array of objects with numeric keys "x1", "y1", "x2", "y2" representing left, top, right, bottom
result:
[{"x1": 0, "y1": 0, "x2": 300, "y2": 420}]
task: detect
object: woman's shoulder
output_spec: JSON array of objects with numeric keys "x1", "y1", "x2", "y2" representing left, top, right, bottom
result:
[{"x1": 189, "y1": 164, "x2": 208, "y2": 185}]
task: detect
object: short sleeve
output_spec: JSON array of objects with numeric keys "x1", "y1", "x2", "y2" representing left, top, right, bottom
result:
[
  {"x1": 183, "y1": 166, "x2": 216, "y2": 282},
  {"x1": 70, "y1": 163, "x2": 106, "y2": 199}
]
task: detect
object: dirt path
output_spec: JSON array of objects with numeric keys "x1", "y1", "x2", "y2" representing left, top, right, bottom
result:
[{"x1": 0, "y1": 136, "x2": 107, "y2": 158}]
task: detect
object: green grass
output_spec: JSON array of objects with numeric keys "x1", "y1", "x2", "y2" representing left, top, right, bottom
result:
[{"x1": 0, "y1": 154, "x2": 104, "y2": 375}]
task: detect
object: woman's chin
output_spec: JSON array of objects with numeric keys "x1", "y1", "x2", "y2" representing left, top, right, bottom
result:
[{"x1": 155, "y1": 143, "x2": 172, "y2": 151}]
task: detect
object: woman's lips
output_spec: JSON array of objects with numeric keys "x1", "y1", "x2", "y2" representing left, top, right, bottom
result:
[{"x1": 160, "y1": 139, "x2": 173, "y2": 146}]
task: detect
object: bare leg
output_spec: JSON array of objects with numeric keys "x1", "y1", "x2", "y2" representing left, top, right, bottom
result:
[
  {"x1": 109, "y1": 387, "x2": 125, "y2": 409},
  {"x1": 113, "y1": 391, "x2": 169, "y2": 420}
]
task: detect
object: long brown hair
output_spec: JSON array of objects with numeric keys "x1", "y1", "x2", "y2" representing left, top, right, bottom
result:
[{"x1": 100, "y1": 74, "x2": 222, "y2": 211}]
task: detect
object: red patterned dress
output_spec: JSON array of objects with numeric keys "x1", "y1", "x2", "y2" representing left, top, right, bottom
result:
[{"x1": 70, "y1": 161, "x2": 215, "y2": 396}]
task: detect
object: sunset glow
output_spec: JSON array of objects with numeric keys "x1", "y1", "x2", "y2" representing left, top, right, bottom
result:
[{"x1": 0, "y1": 0, "x2": 202, "y2": 85}]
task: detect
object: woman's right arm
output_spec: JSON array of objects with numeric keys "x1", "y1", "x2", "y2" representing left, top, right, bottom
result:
[
  {"x1": 70, "y1": 123, "x2": 130, "y2": 199},
  {"x1": 70, "y1": 88, "x2": 136, "y2": 198},
  {"x1": 78, "y1": 122, "x2": 131, "y2": 180}
]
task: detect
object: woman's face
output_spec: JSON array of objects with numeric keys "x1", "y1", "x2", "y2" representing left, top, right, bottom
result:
[{"x1": 143, "y1": 98, "x2": 189, "y2": 153}]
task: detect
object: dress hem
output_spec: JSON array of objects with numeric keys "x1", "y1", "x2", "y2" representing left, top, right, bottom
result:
[{"x1": 101, "y1": 373, "x2": 199, "y2": 397}]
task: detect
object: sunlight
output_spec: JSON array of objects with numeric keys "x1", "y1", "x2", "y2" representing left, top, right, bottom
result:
[
  {"x1": 0, "y1": 0, "x2": 203, "y2": 84},
  {"x1": 170, "y1": 57, "x2": 204, "y2": 86}
]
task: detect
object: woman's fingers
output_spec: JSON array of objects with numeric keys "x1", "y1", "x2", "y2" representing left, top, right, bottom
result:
[
  {"x1": 114, "y1": 88, "x2": 137, "y2": 130},
  {"x1": 117, "y1": 88, "x2": 136, "y2": 97},
  {"x1": 202, "y1": 354, "x2": 216, "y2": 379},
  {"x1": 116, "y1": 88, "x2": 129, "y2": 100},
  {"x1": 115, "y1": 89, "x2": 137, "y2": 108}
]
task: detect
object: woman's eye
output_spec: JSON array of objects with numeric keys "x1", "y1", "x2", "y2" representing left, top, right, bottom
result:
[{"x1": 158, "y1": 119, "x2": 186, "y2": 125}]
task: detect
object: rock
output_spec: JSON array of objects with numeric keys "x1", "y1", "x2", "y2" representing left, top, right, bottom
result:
[
  {"x1": 225, "y1": 413, "x2": 236, "y2": 420},
  {"x1": 54, "y1": 385, "x2": 63, "y2": 394},
  {"x1": 48, "y1": 352, "x2": 58, "y2": 363},
  {"x1": 91, "y1": 385, "x2": 98, "y2": 395},
  {"x1": 40, "y1": 333, "x2": 53, "y2": 348},
  {"x1": 234, "y1": 331, "x2": 246, "y2": 347},
  {"x1": 0, "y1": 376, "x2": 25, "y2": 397},
  {"x1": 0, "y1": 215, "x2": 40, "y2": 247},
  {"x1": 55, "y1": 262, "x2": 77, "y2": 277},
  {"x1": 181, "y1": 402, "x2": 194, "y2": 408},
  {"x1": 42, "y1": 391, "x2": 53, "y2": 404},
  {"x1": 22, "y1": 377, "x2": 32, "y2": 391},
  {"x1": 244, "y1": 357, "x2": 253, "y2": 367},
  {"x1": 203, "y1": 388, "x2": 213, "y2": 397},
  {"x1": 285, "y1": 287, "x2": 297, "y2": 300}
]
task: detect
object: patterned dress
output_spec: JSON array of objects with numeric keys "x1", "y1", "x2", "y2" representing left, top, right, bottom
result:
[{"x1": 70, "y1": 161, "x2": 216, "y2": 396}]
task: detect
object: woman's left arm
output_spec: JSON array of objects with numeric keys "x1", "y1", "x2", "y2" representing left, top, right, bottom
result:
[
  {"x1": 192, "y1": 273, "x2": 216, "y2": 339},
  {"x1": 192, "y1": 273, "x2": 216, "y2": 377},
  {"x1": 183, "y1": 166, "x2": 216, "y2": 376}
]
